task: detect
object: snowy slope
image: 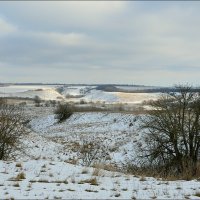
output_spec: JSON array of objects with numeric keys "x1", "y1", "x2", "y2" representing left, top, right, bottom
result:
[
  {"x1": 61, "y1": 86, "x2": 94, "y2": 97},
  {"x1": 29, "y1": 112, "x2": 142, "y2": 165},
  {"x1": 81, "y1": 90, "x2": 159, "y2": 104},
  {"x1": 0, "y1": 88, "x2": 64, "y2": 100},
  {"x1": 81, "y1": 90, "x2": 119, "y2": 103},
  {"x1": 0, "y1": 85, "x2": 55, "y2": 93}
]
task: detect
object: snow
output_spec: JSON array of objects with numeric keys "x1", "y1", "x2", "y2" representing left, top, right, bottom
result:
[
  {"x1": 0, "y1": 84, "x2": 159, "y2": 103},
  {"x1": 82, "y1": 90, "x2": 119, "y2": 103},
  {"x1": 1, "y1": 95, "x2": 199, "y2": 199},
  {"x1": 0, "y1": 88, "x2": 64, "y2": 100},
  {"x1": 115, "y1": 92, "x2": 160, "y2": 104},
  {"x1": 81, "y1": 90, "x2": 159, "y2": 104},
  {"x1": 0, "y1": 159, "x2": 200, "y2": 199},
  {"x1": 29, "y1": 112, "x2": 138, "y2": 164},
  {"x1": 0, "y1": 85, "x2": 56, "y2": 93},
  {"x1": 61, "y1": 86, "x2": 94, "y2": 97}
]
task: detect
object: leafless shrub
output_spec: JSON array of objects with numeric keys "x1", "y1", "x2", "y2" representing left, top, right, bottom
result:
[
  {"x1": 54, "y1": 103, "x2": 73, "y2": 123},
  {"x1": 77, "y1": 137, "x2": 110, "y2": 167},
  {"x1": 0, "y1": 101, "x2": 29, "y2": 160},
  {"x1": 80, "y1": 99, "x2": 87, "y2": 104},
  {"x1": 45, "y1": 101, "x2": 50, "y2": 107},
  {"x1": 50, "y1": 100, "x2": 57, "y2": 107},
  {"x1": 0, "y1": 98, "x2": 7, "y2": 105}
]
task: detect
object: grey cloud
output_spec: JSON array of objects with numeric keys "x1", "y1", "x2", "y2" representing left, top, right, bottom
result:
[{"x1": 0, "y1": 2, "x2": 200, "y2": 85}]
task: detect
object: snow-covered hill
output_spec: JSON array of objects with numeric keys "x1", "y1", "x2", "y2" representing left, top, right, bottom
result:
[
  {"x1": 0, "y1": 88, "x2": 64, "y2": 100},
  {"x1": 0, "y1": 85, "x2": 159, "y2": 104},
  {"x1": 60, "y1": 86, "x2": 94, "y2": 97},
  {"x1": 29, "y1": 112, "x2": 138, "y2": 164}
]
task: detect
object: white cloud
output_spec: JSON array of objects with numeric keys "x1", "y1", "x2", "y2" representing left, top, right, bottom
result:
[
  {"x1": 32, "y1": 32, "x2": 89, "y2": 46},
  {"x1": 0, "y1": 18, "x2": 17, "y2": 36},
  {"x1": 0, "y1": 1, "x2": 127, "y2": 30}
]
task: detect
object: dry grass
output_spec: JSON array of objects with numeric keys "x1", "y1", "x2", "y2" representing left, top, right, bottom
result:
[
  {"x1": 15, "y1": 163, "x2": 22, "y2": 168},
  {"x1": 125, "y1": 162, "x2": 200, "y2": 181},
  {"x1": 79, "y1": 178, "x2": 99, "y2": 186},
  {"x1": 92, "y1": 163, "x2": 118, "y2": 172},
  {"x1": 66, "y1": 158, "x2": 78, "y2": 165},
  {"x1": 67, "y1": 188, "x2": 75, "y2": 192},
  {"x1": 15, "y1": 172, "x2": 26, "y2": 180},
  {"x1": 37, "y1": 179, "x2": 49, "y2": 183},
  {"x1": 81, "y1": 168, "x2": 89, "y2": 174},
  {"x1": 114, "y1": 193, "x2": 121, "y2": 197},
  {"x1": 139, "y1": 176, "x2": 146, "y2": 181},
  {"x1": 195, "y1": 192, "x2": 200, "y2": 197},
  {"x1": 92, "y1": 168, "x2": 102, "y2": 176},
  {"x1": 13, "y1": 182, "x2": 20, "y2": 187},
  {"x1": 85, "y1": 189, "x2": 98, "y2": 193}
]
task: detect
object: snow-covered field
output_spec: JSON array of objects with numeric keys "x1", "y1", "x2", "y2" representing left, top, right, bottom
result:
[
  {"x1": 1, "y1": 160, "x2": 200, "y2": 199},
  {"x1": 1, "y1": 104, "x2": 200, "y2": 199},
  {"x1": 0, "y1": 85, "x2": 62, "y2": 100},
  {"x1": 0, "y1": 85, "x2": 56, "y2": 93},
  {"x1": 0, "y1": 84, "x2": 159, "y2": 103}
]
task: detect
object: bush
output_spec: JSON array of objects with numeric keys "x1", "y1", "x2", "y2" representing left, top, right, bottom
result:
[
  {"x1": 0, "y1": 101, "x2": 29, "y2": 160},
  {"x1": 50, "y1": 100, "x2": 57, "y2": 107},
  {"x1": 34, "y1": 95, "x2": 41, "y2": 107},
  {"x1": 54, "y1": 103, "x2": 73, "y2": 123},
  {"x1": 80, "y1": 99, "x2": 87, "y2": 104},
  {"x1": 77, "y1": 137, "x2": 110, "y2": 166}
]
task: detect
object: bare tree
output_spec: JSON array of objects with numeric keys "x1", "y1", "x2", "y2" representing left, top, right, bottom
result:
[
  {"x1": 139, "y1": 85, "x2": 200, "y2": 176},
  {"x1": 0, "y1": 99, "x2": 29, "y2": 160}
]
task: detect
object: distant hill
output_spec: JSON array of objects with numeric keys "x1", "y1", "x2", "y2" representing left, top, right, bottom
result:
[{"x1": 96, "y1": 85, "x2": 200, "y2": 93}]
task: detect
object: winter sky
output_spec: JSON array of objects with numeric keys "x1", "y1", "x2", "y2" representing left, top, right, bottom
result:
[{"x1": 0, "y1": 1, "x2": 200, "y2": 86}]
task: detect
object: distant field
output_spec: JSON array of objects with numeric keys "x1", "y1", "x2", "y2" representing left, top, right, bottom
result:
[
  {"x1": 0, "y1": 84, "x2": 161, "y2": 104},
  {"x1": 115, "y1": 92, "x2": 159, "y2": 103},
  {"x1": 0, "y1": 85, "x2": 57, "y2": 93},
  {"x1": 116, "y1": 86, "x2": 158, "y2": 91}
]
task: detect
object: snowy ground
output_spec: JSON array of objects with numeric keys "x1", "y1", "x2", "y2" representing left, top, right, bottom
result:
[
  {"x1": 1, "y1": 160, "x2": 200, "y2": 199},
  {"x1": 0, "y1": 104, "x2": 200, "y2": 199},
  {"x1": 28, "y1": 112, "x2": 139, "y2": 165}
]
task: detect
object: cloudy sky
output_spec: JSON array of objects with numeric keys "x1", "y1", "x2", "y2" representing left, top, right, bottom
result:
[{"x1": 0, "y1": 1, "x2": 200, "y2": 86}]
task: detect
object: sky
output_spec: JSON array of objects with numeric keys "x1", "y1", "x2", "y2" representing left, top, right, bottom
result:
[{"x1": 0, "y1": 1, "x2": 200, "y2": 86}]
